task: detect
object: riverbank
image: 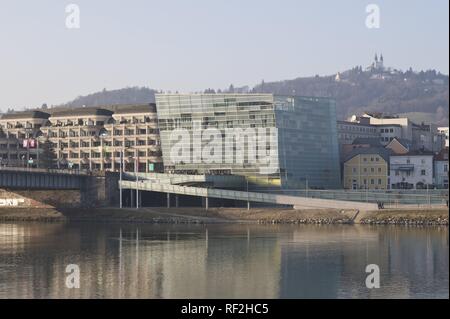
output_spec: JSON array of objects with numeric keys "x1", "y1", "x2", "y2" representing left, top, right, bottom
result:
[
  {"x1": 358, "y1": 208, "x2": 449, "y2": 225},
  {"x1": 0, "y1": 206, "x2": 448, "y2": 225}
]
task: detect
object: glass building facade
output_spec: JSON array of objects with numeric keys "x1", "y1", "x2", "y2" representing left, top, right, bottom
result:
[{"x1": 155, "y1": 94, "x2": 341, "y2": 189}]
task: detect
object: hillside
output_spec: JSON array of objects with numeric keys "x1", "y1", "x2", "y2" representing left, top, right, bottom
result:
[
  {"x1": 252, "y1": 67, "x2": 449, "y2": 124},
  {"x1": 56, "y1": 63, "x2": 449, "y2": 126},
  {"x1": 61, "y1": 87, "x2": 157, "y2": 108}
]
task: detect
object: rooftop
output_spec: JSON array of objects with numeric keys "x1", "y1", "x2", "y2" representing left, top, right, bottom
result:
[
  {"x1": 338, "y1": 120, "x2": 373, "y2": 126},
  {"x1": 50, "y1": 107, "x2": 114, "y2": 118},
  {"x1": 0, "y1": 111, "x2": 51, "y2": 120},
  {"x1": 352, "y1": 137, "x2": 382, "y2": 147},
  {"x1": 391, "y1": 149, "x2": 435, "y2": 157},
  {"x1": 109, "y1": 104, "x2": 156, "y2": 114},
  {"x1": 375, "y1": 123, "x2": 402, "y2": 127},
  {"x1": 435, "y1": 148, "x2": 449, "y2": 161},
  {"x1": 2, "y1": 104, "x2": 157, "y2": 120},
  {"x1": 386, "y1": 137, "x2": 413, "y2": 148},
  {"x1": 344, "y1": 147, "x2": 392, "y2": 163}
]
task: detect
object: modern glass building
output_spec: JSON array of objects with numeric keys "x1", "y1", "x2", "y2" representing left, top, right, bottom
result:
[{"x1": 155, "y1": 94, "x2": 341, "y2": 189}]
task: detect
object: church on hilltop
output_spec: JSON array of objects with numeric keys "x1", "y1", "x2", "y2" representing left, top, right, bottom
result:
[{"x1": 367, "y1": 53, "x2": 385, "y2": 72}]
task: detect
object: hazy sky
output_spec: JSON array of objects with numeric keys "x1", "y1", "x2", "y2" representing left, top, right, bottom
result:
[{"x1": 0, "y1": 0, "x2": 448, "y2": 111}]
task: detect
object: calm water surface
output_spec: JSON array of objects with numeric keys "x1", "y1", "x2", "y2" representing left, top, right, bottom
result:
[{"x1": 0, "y1": 222, "x2": 448, "y2": 299}]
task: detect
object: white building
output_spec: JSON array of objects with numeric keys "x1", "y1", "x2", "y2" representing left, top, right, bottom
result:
[
  {"x1": 390, "y1": 150, "x2": 435, "y2": 189},
  {"x1": 377, "y1": 124, "x2": 404, "y2": 145},
  {"x1": 438, "y1": 127, "x2": 449, "y2": 148},
  {"x1": 361, "y1": 113, "x2": 445, "y2": 151},
  {"x1": 434, "y1": 148, "x2": 449, "y2": 189},
  {"x1": 412, "y1": 122, "x2": 445, "y2": 152}
]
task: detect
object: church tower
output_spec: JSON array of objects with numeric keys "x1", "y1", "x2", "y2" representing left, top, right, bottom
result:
[{"x1": 374, "y1": 53, "x2": 384, "y2": 71}]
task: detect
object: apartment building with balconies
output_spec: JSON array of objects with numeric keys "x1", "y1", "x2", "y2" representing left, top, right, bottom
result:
[
  {"x1": 0, "y1": 104, "x2": 163, "y2": 172},
  {"x1": 0, "y1": 111, "x2": 50, "y2": 167}
]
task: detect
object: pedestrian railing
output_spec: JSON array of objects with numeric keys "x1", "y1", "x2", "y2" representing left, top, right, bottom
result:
[{"x1": 0, "y1": 166, "x2": 99, "y2": 176}]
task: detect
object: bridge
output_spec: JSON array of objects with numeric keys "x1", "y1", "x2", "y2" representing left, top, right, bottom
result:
[
  {"x1": 0, "y1": 167, "x2": 112, "y2": 208},
  {"x1": 0, "y1": 167, "x2": 89, "y2": 189},
  {"x1": 120, "y1": 173, "x2": 380, "y2": 211},
  {"x1": 3, "y1": 168, "x2": 445, "y2": 211}
]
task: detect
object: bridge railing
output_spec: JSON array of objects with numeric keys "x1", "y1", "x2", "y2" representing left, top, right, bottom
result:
[
  {"x1": 0, "y1": 166, "x2": 98, "y2": 176},
  {"x1": 251, "y1": 188, "x2": 449, "y2": 206}
]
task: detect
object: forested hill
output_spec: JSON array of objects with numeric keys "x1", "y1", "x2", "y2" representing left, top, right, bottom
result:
[
  {"x1": 57, "y1": 67, "x2": 449, "y2": 126},
  {"x1": 252, "y1": 67, "x2": 448, "y2": 125},
  {"x1": 62, "y1": 87, "x2": 157, "y2": 107}
]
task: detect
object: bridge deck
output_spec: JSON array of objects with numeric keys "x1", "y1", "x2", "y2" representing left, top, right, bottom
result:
[
  {"x1": 120, "y1": 180, "x2": 379, "y2": 211},
  {"x1": 0, "y1": 168, "x2": 87, "y2": 189}
]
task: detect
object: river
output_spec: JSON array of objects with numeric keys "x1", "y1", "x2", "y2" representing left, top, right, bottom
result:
[{"x1": 0, "y1": 222, "x2": 448, "y2": 299}]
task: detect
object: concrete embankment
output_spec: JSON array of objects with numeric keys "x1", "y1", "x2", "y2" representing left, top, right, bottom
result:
[{"x1": 0, "y1": 206, "x2": 448, "y2": 225}]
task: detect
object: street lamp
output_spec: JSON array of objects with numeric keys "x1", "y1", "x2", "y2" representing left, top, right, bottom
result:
[
  {"x1": 34, "y1": 130, "x2": 43, "y2": 169},
  {"x1": 246, "y1": 176, "x2": 250, "y2": 211},
  {"x1": 119, "y1": 149, "x2": 123, "y2": 208},
  {"x1": 135, "y1": 155, "x2": 139, "y2": 209}
]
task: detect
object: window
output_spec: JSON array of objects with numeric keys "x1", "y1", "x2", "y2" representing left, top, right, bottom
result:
[
  {"x1": 406, "y1": 159, "x2": 411, "y2": 164},
  {"x1": 371, "y1": 179, "x2": 375, "y2": 185},
  {"x1": 371, "y1": 168, "x2": 375, "y2": 173},
  {"x1": 445, "y1": 165, "x2": 448, "y2": 173},
  {"x1": 421, "y1": 159, "x2": 425, "y2": 164},
  {"x1": 421, "y1": 170, "x2": 426, "y2": 176},
  {"x1": 395, "y1": 171, "x2": 400, "y2": 176},
  {"x1": 378, "y1": 168, "x2": 382, "y2": 173},
  {"x1": 378, "y1": 179, "x2": 382, "y2": 185},
  {"x1": 352, "y1": 168, "x2": 357, "y2": 173}
]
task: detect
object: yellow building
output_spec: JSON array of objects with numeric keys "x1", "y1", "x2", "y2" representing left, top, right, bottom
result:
[{"x1": 343, "y1": 148, "x2": 391, "y2": 190}]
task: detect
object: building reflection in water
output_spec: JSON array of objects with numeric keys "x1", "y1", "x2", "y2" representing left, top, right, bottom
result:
[{"x1": 0, "y1": 223, "x2": 448, "y2": 299}]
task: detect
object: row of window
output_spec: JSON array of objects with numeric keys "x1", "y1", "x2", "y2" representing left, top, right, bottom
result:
[
  {"x1": 338, "y1": 124, "x2": 377, "y2": 133},
  {"x1": 338, "y1": 134, "x2": 377, "y2": 141},
  {"x1": 44, "y1": 128, "x2": 159, "y2": 138},
  {"x1": 352, "y1": 167, "x2": 383, "y2": 174},
  {"x1": 52, "y1": 140, "x2": 159, "y2": 148},
  {"x1": 350, "y1": 178, "x2": 384, "y2": 185},
  {"x1": 394, "y1": 170, "x2": 428, "y2": 176},
  {"x1": 362, "y1": 157, "x2": 381, "y2": 162},
  {"x1": 59, "y1": 151, "x2": 163, "y2": 159}
]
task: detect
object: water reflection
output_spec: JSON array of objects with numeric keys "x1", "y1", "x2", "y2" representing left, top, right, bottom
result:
[{"x1": 0, "y1": 222, "x2": 448, "y2": 299}]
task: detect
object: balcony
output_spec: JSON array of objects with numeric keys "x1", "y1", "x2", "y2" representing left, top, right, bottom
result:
[{"x1": 391, "y1": 164, "x2": 414, "y2": 171}]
